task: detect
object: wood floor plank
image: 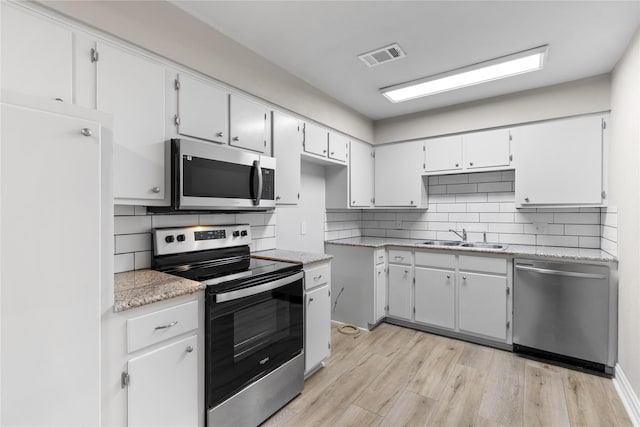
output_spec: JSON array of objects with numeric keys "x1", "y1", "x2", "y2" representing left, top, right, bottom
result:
[
  {"x1": 332, "y1": 404, "x2": 383, "y2": 427},
  {"x1": 458, "y1": 341, "x2": 495, "y2": 371},
  {"x1": 474, "y1": 416, "x2": 507, "y2": 427},
  {"x1": 406, "y1": 335, "x2": 465, "y2": 400},
  {"x1": 426, "y1": 364, "x2": 488, "y2": 427},
  {"x1": 562, "y1": 370, "x2": 619, "y2": 427},
  {"x1": 260, "y1": 407, "x2": 297, "y2": 427},
  {"x1": 478, "y1": 350, "x2": 525, "y2": 427},
  {"x1": 523, "y1": 362, "x2": 571, "y2": 427},
  {"x1": 363, "y1": 322, "x2": 419, "y2": 358},
  {"x1": 600, "y1": 377, "x2": 634, "y2": 427},
  {"x1": 380, "y1": 390, "x2": 436, "y2": 427},
  {"x1": 355, "y1": 333, "x2": 435, "y2": 416}
]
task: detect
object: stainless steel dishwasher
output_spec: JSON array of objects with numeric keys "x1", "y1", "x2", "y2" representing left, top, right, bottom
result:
[{"x1": 513, "y1": 259, "x2": 617, "y2": 375}]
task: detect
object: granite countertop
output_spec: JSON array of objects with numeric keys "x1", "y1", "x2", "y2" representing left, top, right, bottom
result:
[
  {"x1": 252, "y1": 249, "x2": 333, "y2": 265},
  {"x1": 114, "y1": 269, "x2": 205, "y2": 312},
  {"x1": 325, "y1": 237, "x2": 617, "y2": 263}
]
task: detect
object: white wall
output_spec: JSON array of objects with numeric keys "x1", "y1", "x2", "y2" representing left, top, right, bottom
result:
[
  {"x1": 39, "y1": 0, "x2": 374, "y2": 143},
  {"x1": 374, "y1": 74, "x2": 611, "y2": 144},
  {"x1": 276, "y1": 162, "x2": 327, "y2": 254},
  {"x1": 609, "y1": 26, "x2": 640, "y2": 407}
]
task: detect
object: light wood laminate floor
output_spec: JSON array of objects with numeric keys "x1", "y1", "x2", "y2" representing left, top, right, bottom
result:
[{"x1": 263, "y1": 322, "x2": 631, "y2": 427}]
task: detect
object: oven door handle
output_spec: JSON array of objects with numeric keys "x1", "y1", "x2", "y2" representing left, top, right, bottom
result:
[
  {"x1": 216, "y1": 271, "x2": 303, "y2": 303},
  {"x1": 252, "y1": 160, "x2": 262, "y2": 206}
]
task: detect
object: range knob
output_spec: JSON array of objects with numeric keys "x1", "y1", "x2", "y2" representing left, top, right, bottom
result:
[
  {"x1": 176, "y1": 234, "x2": 186, "y2": 242},
  {"x1": 165, "y1": 235, "x2": 175, "y2": 243},
  {"x1": 232, "y1": 231, "x2": 240, "y2": 238},
  {"x1": 240, "y1": 230, "x2": 248, "y2": 237}
]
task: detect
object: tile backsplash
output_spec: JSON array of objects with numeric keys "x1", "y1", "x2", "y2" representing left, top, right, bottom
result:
[
  {"x1": 114, "y1": 205, "x2": 276, "y2": 273},
  {"x1": 325, "y1": 170, "x2": 617, "y2": 254}
]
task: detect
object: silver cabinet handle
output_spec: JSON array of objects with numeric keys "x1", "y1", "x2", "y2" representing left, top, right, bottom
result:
[
  {"x1": 55, "y1": 97, "x2": 64, "y2": 103},
  {"x1": 308, "y1": 297, "x2": 314, "y2": 304},
  {"x1": 81, "y1": 128, "x2": 93, "y2": 137},
  {"x1": 378, "y1": 256, "x2": 384, "y2": 260},
  {"x1": 276, "y1": 196, "x2": 281, "y2": 200},
  {"x1": 524, "y1": 197, "x2": 530, "y2": 202},
  {"x1": 313, "y1": 275, "x2": 322, "y2": 281},
  {"x1": 233, "y1": 136, "x2": 240, "y2": 141},
  {"x1": 395, "y1": 256, "x2": 404, "y2": 260},
  {"x1": 446, "y1": 275, "x2": 451, "y2": 279},
  {"x1": 378, "y1": 271, "x2": 382, "y2": 275},
  {"x1": 404, "y1": 269, "x2": 409, "y2": 274},
  {"x1": 470, "y1": 162, "x2": 474, "y2": 166},
  {"x1": 515, "y1": 264, "x2": 607, "y2": 280},
  {"x1": 186, "y1": 345, "x2": 193, "y2": 353},
  {"x1": 155, "y1": 320, "x2": 178, "y2": 330},
  {"x1": 462, "y1": 276, "x2": 467, "y2": 280},
  {"x1": 216, "y1": 132, "x2": 224, "y2": 137},
  {"x1": 410, "y1": 200, "x2": 414, "y2": 205},
  {"x1": 152, "y1": 187, "x2": 161, "y2": 193},
  {"x1": 455, "y1": 163, "x2": 459, "y2": 167},
  {"x1": 352, "y1": 200, "x2": 356, "y2": 204}
]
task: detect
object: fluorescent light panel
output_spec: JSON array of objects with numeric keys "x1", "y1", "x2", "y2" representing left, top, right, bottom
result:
[{"x1": 381, "y1": 45, "x2": 548, "y2": 103}]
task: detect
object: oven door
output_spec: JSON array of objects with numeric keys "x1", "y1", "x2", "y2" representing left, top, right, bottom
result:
[
  {"x1": 205, "y1": 270, "x2": 303, "y2": 409},
  {"x1": 173, "y1": 139, "x2": 275, "y2": 210}
]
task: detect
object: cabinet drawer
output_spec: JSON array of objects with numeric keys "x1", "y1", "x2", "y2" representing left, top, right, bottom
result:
[
  {"x1": 374, "y1": 249, "x2": 386, "y2": 265},
  {"x1": 127, "y1": 301, "x2": 198, "y2": 353},
  {"x1": 388, "y1": 249, "x2": 412, "y2": 265},
  {"x1": 304, "y1": 262, "x2": 330, "y2": 290},
  {"x1": 459, "y1": 256, "x2": 507, "y2": 275},
  {"x1": 415, "y1": 252, "x2": 456, "y2": 269}
]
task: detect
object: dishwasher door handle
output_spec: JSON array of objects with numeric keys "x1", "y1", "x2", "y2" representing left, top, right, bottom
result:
[{"x1": 515, "y1": 264, "x2": 607, "y2": 280}]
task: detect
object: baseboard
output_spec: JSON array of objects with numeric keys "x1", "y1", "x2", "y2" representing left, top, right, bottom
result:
[{"x1": 614, "y1": 364, "x2": 640, "y2": 426}]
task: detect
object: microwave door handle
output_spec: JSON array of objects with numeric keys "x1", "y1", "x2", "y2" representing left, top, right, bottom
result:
[{"x1": 253, "y1": 159, "x2": 263, "y2": 206}]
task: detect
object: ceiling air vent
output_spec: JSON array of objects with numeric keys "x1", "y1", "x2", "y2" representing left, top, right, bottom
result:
[{"x1": 358, "y1": 43, "x2": 406, "y2": 68}]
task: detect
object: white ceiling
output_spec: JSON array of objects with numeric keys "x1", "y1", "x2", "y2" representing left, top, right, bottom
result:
[{"x1": 171, "y1": 1, "x2": 640, "y2": 120}]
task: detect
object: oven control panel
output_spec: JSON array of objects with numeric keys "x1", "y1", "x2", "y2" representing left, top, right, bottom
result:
[{"x1": 153, "y1": 224, "x2": 252, "y2": 256}]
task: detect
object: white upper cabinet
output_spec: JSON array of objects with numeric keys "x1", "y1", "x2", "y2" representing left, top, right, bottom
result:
[
  {"x1": 229, "y1": 94, "x2": 269, "y2": 153},
  {"x1": 1, "y1": 4, "x2": 73, "y2": 102},
  {"x1": 328, "y1": 132, "x2": 349, "y2": 162},
  {"x1": 423, "y1": 135, "x2": 463, "y2": 173},
  {"x1": 463, "y1": 128, "x2": 511, "y2": 170},
  {"x1": 349, "y1": 140, "x2": 374, "y2": 207},
  {"x1": 272, "y1": 111, "x2": 302, "y2": 205},
  {"x1": 513, "y1": 114, "x2": 605, "y2": 207},
  {"x1": 303, "y1": 122, "x2": 329, "y2": 157},
  {"x1": 175, "y1": 73, "x2": 228, "y2": 144},
  {"x1": 96, "y1": 42, "x2": 166, "y2": 204},
  {"x1": 374, "y1": 141, "x2": 424, "y2": 207}
]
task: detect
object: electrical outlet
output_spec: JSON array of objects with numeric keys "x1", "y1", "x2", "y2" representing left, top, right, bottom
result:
[
  {"x1": 300, "y1": 221, "x2": 307, "y2": 235},
  {"x1": 395, "y1": 220, "x2": 403, "y2": 229}
]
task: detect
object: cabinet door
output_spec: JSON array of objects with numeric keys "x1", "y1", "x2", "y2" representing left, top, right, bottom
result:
[
  {"x1": 350, "y1": 140, "x2": 374, "y2": 207},
  {"x1": 273, "y1": 111, "x2": 302, "y2": 204},
  {"x1": 423, "y1": 135, "x2": 463, "y2": 173},
  {"x1": 374, "y1": 264, "x2": 388, "y2": 322},
  {"x1": 458, "y1": 272, "x2": 508, "y2": 341},
  {"x1": 414, "y1": 267, "x2": 455, "y2": 329},
  {"x1": 374, "y1": 142, "x2": 420, "y2": 207},
  {"x1": 387, "y1": 264, "x2": 412, "y2": 320},
  {"x1": 229, "y1": 94, "x2": 269, "y2": 153},
  {"x1": 328, "y1": 132, "x2": 349, "y2": 162},
  {"x1": 305, "y1": 285, "x2": 331, "y2": 373},
  {"x1": 176, "y1": 73, "x2": 228, "y2": 143},
  {"x1": 513, "y1": 115, "x2": 603, "y2": 206},
  {"x1": 128, "y1": 335, "x2": 198, "y2": 427},
  {"x1": 303, "y1": 122, "x2": 328, "y2": 156},
  {"x1": 464, "y1": 128, "x2": 511, "y2": 170},
  {"x1": 1, "y1": 103, "x2": 102, "y2": 425},
  {"x1": 96, "y1": 42, "x2": 166, "y2": 203},
  {"x1": 1, "y1": 5, "x2": 73, "y2": 102}
]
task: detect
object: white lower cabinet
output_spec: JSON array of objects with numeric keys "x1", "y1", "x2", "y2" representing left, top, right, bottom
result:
[
  {"x1": 388, "y1": 264, "x2": 413, "y2": 320},
  {"x1": 374, "y1": 263, "x2": 388, "y2": 322},
  {"x1": 128, "y1": 335, "x2": 198, "y2": 427},
  {"x1": 414, "y1": 267, "x2": 455, "y2": 329},
  {"x1": 304, "y1": 261, "x2": 331, "y2": 376},
  {"x1": 458, "y1": 272, "x2": 508, "y2": 341}
]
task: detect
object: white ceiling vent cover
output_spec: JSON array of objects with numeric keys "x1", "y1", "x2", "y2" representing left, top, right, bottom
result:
[{"x1": 358, "y1": 43, "x2": 406, "y2": 68}]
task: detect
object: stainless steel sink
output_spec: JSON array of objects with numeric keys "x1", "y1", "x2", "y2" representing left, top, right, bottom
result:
[
  {"x1": 421, "y1": 240, "x2": 463, "y2": 246},
  {"x1": 460, "y1": 242, "x2": 508, "y2": 250}
]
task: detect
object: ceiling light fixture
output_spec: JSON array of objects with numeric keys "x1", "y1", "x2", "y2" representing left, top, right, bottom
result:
[{"x1": 381, "y1": 45, "x2": 548, "y2": 103}]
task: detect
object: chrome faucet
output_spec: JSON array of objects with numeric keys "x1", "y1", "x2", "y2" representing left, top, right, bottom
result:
[{"x1": 449, "y1": 228, "x2": 467, "y2": 242}]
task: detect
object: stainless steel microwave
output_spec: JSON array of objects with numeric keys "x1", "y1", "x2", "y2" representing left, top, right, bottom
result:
[{"x1": 163, "y1": 139, "x2": 276, "y2": 211}]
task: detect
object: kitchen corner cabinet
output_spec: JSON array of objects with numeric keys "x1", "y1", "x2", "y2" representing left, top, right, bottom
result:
[
  {"x1": 229, "y1": 94, "x2": 270, "y2": 153},
  {"x1": 375, "y1": 141, "x2": 426, "y2": 207},
  {"x1": 513, "y1": 114, "x2": 606, "y2": 207},
  {"x1": 272, "y1": 111, "x2": 302, "y2": 205},
  {"x1": 303, "y1": 122, "x2": 329, "y2": 156},
  {"x1": 387, "y1": 250, "x2": 413, "y2": 320},
  {"x1": 175, "y1": 73, "x2": 228, "y2": 144},
  {"x1": 304, "y1": 261, "x2": 331, "y2": 376},
  {"x1": 1, "y1": 4, "x2": 73, "y2": 103},
  {"x1": 96, "y1": 42, "x2": 167, "y2": 205}
]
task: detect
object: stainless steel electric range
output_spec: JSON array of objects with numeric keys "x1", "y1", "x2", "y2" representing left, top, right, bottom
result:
[{"x1": 152, "y1": 224, "x2": 304, "y2": 427}]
